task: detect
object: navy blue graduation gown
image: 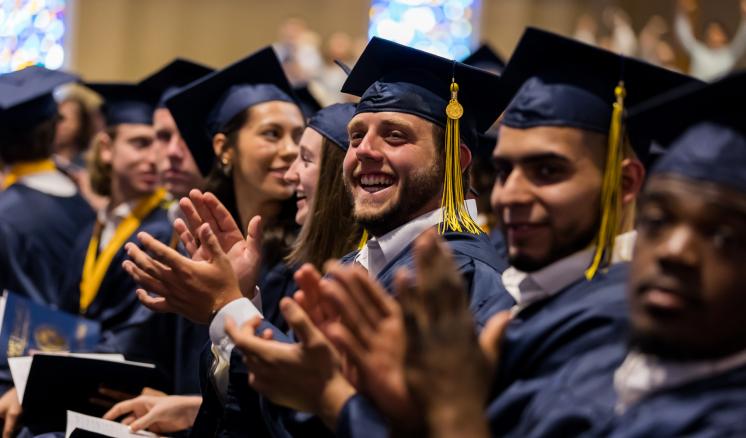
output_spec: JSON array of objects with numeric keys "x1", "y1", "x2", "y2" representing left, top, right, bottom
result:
[
  {"x1": 60, "y1": 206, "x2": 206, "y2": 394},
  {"x1": 274, "y1": 229, "x2": 513, "y2": 438},
  {"x1": 485, "y1": 262, "x2": 630, "y2": 436},
  {"x1": 0, "y1": 184, "x2": 93, "y2": 305},
  {"x1": 488, "y1": 228, "x2": 509, "y2": 273}
]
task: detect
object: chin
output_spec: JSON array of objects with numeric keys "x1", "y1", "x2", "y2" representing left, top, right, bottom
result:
[{"x1": 295, "y1": 210, "x2": 307, "y2": 226}]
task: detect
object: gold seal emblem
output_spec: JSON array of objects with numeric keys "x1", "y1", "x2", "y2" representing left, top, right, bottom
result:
[
  {"x1": 34, "y1": 325, "x2": 69, "y2": 352},
  {"x1": 446, "y1": 100, "x2": 463, "y2": 119}
]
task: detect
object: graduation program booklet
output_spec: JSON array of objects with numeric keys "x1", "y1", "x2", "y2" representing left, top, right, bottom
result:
[
  {"x1": 65, "y1": 410, "x2": 158, "y2": 437},
  {"x1": 0, "y1": 290, "x2": 101, "y2": 363},
  {"x1": 8, "y1": 352, "x2": 162, "y2": 433}
]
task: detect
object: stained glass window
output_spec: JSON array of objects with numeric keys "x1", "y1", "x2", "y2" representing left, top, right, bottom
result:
[
  {"x1": 368, "y1": 0, "x2": 482, "y2": 60},
  {"x1": 0, "y1": 0, "x2": 67, "y2": 73}
]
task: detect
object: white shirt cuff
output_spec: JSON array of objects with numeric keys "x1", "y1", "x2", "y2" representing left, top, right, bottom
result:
[{"x1": 209, "y1": 297, "x2": 263, "y2": 360}]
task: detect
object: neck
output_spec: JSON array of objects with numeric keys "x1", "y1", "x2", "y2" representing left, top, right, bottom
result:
[
  {"x1": 109, "y1": 177, "x2": 148, "y2": 212},
  {"x1": 369, "y1": 196, "x2": 441, "y2": 238},
  {"x1": 54, "y1": 144, "x2": 78, "y2": 162},
  {"x1": 233, "y1": 177, "x2": 282, "y2": 232}
]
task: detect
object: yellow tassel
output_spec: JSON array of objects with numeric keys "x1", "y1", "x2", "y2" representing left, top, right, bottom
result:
[
  {"x1": 439, "y1": 79, "x2": 482, "y2": 235},
  {"x1": 585, "y1": 81, "x2": 626, "y2": 280},
  {"x1": 357, "y1": 228, "x2": 369, "y2": 250}
]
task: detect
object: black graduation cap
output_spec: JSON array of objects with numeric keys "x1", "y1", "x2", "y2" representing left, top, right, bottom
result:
[
  {"x1": 87, "y1": 83, "x2": 159, "y2": 126},
  {"x1": 293, "y1": 85, "x2": 323, "y2": 119},
  {"x1": 496, "y1": 27, "x2": 700, "y2": 160},
  {"x1": 139, "y1": 58, "x2": 214, "y2": 107},
  {"x1": 165, "y1": 46, "x2": 298, "y2": 176},
  {"x1": 462, "y1": 44, "x2": 506, "y2": 74},
  {"x1": 0, "y1": 66, "x2": 77, "y2": 129},
  {"x1": 628, "y1": 71, "x2": 746, "y2": 193},
  {"x1": 307, "y1": 103, "x2": 356, "y2": 151},
  {"x1": 341, "y1": 36, "x2": 502, "y2": 151}
]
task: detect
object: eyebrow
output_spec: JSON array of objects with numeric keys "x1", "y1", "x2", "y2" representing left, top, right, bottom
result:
[{"x1": 493, "y1": 152, "x2": 571, "y2": 166}]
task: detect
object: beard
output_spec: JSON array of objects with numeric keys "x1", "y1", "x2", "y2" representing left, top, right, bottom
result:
[
  {"x1": 350, "y1": 159, "x2": 442, "y2": 237},
  {"x1": 507, "y1": 215, "x2": 599, "y2": 272}
]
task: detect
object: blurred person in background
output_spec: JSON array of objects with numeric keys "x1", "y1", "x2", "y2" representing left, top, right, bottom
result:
[
  {"x1": 676, "y1": 0, "x2": 746, "y2": 80},
  {"x1": 603, "y1": 6, "x2": 638, "y2": 56},
  {"x1": 275, "y1": 16, "x2": 323, "y2": 86}
]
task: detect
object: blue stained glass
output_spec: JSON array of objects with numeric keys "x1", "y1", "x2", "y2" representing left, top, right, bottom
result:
[
  {"x1": 368, "y1": 0, "x2": 481, "y2": 59},
  {"x1": 0, "y1": 0, "x2": 67, "y2": 73}
]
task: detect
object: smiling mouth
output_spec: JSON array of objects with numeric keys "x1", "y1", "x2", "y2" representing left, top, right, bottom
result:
[
  {"x1": 359, "y1": 174, "x2": 396, "y2": 193},
  {"x1": 296, "y1": 192, "x2": 306, "y2": 201}
]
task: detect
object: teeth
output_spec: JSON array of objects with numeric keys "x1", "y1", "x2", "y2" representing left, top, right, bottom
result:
[{"x1": 360, "y1": 175, "x2": 394, "y2": 186}]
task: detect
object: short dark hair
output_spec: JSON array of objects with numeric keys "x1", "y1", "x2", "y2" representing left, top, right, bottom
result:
[{"x1": 0, "y1": 116, "x2": 57, "y2": 164}]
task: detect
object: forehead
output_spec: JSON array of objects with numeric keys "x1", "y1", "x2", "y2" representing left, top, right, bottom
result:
[
  {"x1": 644, "y1": 174, "x2": 746, "y2": 218},
  {"x1": 115, "y1": 123, "x2": 155, "y2": 138},
  {"x1": 348, "y1": 111, "x2": 432, "y2": 131},
  {"x1": 494, "y1": 124, "x2": 606, "y2": 164},
  {"x1": 248, "y1": 100, "x2": 304, "y2": 125}
]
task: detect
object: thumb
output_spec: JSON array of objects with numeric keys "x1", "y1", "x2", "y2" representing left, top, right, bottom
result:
[
  {"x1": 479, "y1": 311, "x2": 512, "y2": 369},
  {"x1": 128, "y1": 408, "x2": 158, "y2": 433},
  {"x1": 280, "y1": 297, "x2": 321, "y2": 345},
  {"x1": 198, "y1": 223, "x2": 224, "y2": 261},
  {"x1": 245, "y1": 215, "x2": 263, "y2": 247}
]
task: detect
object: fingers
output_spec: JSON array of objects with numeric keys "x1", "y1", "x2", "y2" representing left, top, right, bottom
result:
[
  {"x1": 136, "y1": 289, "x2": 173, "y2": 313},
  {"x1": 179, "y1": 192, "x2": 205, "y2": 238},
  {"x1": 128, "y1": 408, "x2": 158, "y2": 433},
  {"x1": 124, "y1": 242, "x2": 171, "y2": 285},
  {"x1": 174, "y1": 219, "x2": 198, "y2": 257},
  {"x1": 279, "y1": 298, "x2": 322, "y2": 346},
  {"x1": 319, "y1": 274, "x2": 372, "y2": 345},
  {"x1": 325, "y1": 321, "x2": 366, "y2": 371},
  {"x1": 103, "y1": 398, "x2": 136, "y2": 420},
  {"x1": 479, "y1": 311, "x2": 512, "y2": 368},
  {"x1": 122, "y1": 260, "x2": 169, "y2": 297},
  {"x1": 204, "y1": 192, "x2": 242, "y2": 235},
  {"x1": 136, "y1": 232, "x2": 189, "y2": 274},
  {"x1": 413, "y1": 230, "x2": 466, "y2": 319},
  {"x1": 190, "y1": 189, "x2": 221, "y2": 235},
  {"x1": 224, "y1": 317, "x2": 275, "y2": 360},
  {"x1": 2, "y1": 406, "x2": 20, "y2": 438}
]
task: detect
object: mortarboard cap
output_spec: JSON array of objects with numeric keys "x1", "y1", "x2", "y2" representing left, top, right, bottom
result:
[
  {"x1": 87, "y1": 83, "x2": 159, "y2": 126},
  {"x1": 307, "y1": 103, "x2": 356, "y2": 151},
  {"x1": 293, "y1": 85, "x2": 323, "y2": 119},
  {"x1": 140, "y1": 58, "x2": 214, "y2": 108},
  {"x1": 341, "y1": 36, "x2": 502, "y2": 151},
  {"x1": 497, "y1": 27, "x2": 698, "y2": 161},
  {"x1": 628, "y1": 71, "x2": 746, "y2": 193},
  {"x1": 0, "y1": 66, "x2": 77, "y2": 129},
  {"x1": 462, "y1": 44, "x2": 506, "y2": 74},
  {"x1": 342, "y1": 37, "x2": 502, "y2": 236},
  {"x1": 165, "y1": 46, "x2": 298, "y2": 176}
]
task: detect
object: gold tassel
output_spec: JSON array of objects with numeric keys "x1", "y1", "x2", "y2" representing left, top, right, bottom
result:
[
  {"x1": 439, "y1": 79, "x2": 482, "y2": 235},
  {"x1": 585, "y1": 81, "x2": 626, "y2": 280},
  {"x1": 357, "y1": 228, "x2": 369, "y2": 250}
]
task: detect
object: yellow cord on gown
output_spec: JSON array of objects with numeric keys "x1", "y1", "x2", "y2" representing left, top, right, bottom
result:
[
  {"x1": 585, "y1": 81, "x2": 626, "y2": 280},
  {"x1": 2, "y1": 159, "x2": 57, "y2": 189},
  {"x1": 79, "y1": 188, "x2": 167, "y2": 313}
]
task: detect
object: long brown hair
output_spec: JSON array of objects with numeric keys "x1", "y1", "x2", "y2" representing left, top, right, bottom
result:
[
  {"x1": 203, "y1": 107, "x2": 298, "y2": 268},
  {"x1": 286, "y1": 138, "x2": 361, "y2": 269}
]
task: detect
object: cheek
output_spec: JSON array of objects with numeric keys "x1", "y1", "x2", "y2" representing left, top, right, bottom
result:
[{"x1": 301, "y1": 167, "x2": 320, "y2": 200}]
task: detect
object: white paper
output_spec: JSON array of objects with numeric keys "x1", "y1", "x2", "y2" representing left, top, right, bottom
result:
[
  {"x1": 8, "y1": 352, "x2": 144, "y2": 403},
  {"x1": 65, "y1": 410, "x2": 158, "y2": 437}
]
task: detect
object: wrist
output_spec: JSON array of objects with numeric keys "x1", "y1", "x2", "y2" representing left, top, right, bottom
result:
[
  {"x1": 426, "y1": 400, "x2": 488, "y2": 438},
  {"x1": 213, "y1": 288, "x2": 243, "y2": 316},
  {"x1": 316, "y1": 372, "x2": 356, "y2": 430}
]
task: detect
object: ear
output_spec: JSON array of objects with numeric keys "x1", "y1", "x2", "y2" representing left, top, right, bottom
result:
[
  {"x1": 212, "y1": 133, "x2": 234, "y2": 165},
  {"x1": 620, "y1": 157, "x2": 645, "y2": 206},
  {"x1": 97, "y1": 131, "x2": 114, "y2": 165},
  {"x1": 459, "y1": 142, "x2": 472, "y2": 172}
]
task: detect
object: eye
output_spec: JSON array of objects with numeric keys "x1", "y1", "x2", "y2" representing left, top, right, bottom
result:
[
  {"x1": 384, "y1": 130, "x2": 407, "y2": 145},
  {"x1": 300, "y1": 150, "x2": 313, "y2": 165},
  {"x1": 349, "y1": 131, "x2": 365, "y2": 148},
  {"x1": 155, "y1": 131, "x2": 171, "y2": 143},
  {"x1": 637, "y1": 206, "x2": 669, "y2": 237},
  {"x1": 261, "y1": 129, "x2": 281, "y2": 141},
  {"x1": 530, "y1": 162, "x2": 567, "y2": 183},
  {"x1": 494, "y1": 162, "x2": 512, "y2": 184},
  {"x1": 130, "y1": 137, "x2": 153, "y2": 149}
]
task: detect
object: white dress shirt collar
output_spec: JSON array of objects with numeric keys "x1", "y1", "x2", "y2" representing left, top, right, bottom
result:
[
  {"x1": 503, "y1": 231, "x2": 637, "y2": 313},
  {"x1": 15, "y1": 169, "x2": 77, "y2": 197},
  {"x1": 614, "y1": 347, "x2": 746, "y2": 414},
  {"x1": 356, "y1": 199, "x2": 479, "y2": 278}
]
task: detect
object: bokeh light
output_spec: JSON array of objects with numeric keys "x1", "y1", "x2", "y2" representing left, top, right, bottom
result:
[
  {"x1": 0, "y1": 0, "x2": 67, "y2": 73},
  {"x1": 369, "y1": 0, "x2": 481, "y2": 59}
]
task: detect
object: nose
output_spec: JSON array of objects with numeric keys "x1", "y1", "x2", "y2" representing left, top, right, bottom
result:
[
  {"x1": 656, "y1": 225, "x2": 700, "y2": 268},
  {"x1": 354, "y1": 132, "x2": 384, "y2": 163},
  {"x1": 279, "y1": 134, "x2": 299, "y2": 163},
  {"x1": 494, "y1": 167, "x2": 533, "y2": 209},
  {"x1": 166, "y1": 135, "x2": 184, "y2": 161},
  {"x1": 284, "y1": 157, "x2": 300, "y2": 185}
]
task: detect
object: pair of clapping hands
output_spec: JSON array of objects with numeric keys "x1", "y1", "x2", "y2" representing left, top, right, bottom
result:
[{"x1": 123, "y1": 190, "x2": 510, "y2": 435}]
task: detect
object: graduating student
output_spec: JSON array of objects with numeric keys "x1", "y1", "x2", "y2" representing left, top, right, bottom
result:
[
  {"x1": 0, "y1": 67, "x2": 94, "y2": 305},
  {"x1": 214, "y1": 36, "x2": 510, "y2": 436},
  {"x1": 115, "y1": 103, "x2": 360, "y2": 436},
  {"x1": 292, "y1": 28, "x2": 699, "y2": 438},
  {"x1": 0, "y1": 67, "x2": 94, "y2": 436}
]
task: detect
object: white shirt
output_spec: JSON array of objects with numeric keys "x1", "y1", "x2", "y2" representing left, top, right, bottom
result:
[
  {"x1": 355, "y1": 199, "x2": 479, "y2": 278},
  {"x1": 207, "y1": 199, "x2": 479, "y2": 399},
  {"x1": 614, "y1": 348, "x2": 746, "y2": 414},
  {"x1": 675, "y1": 13, "x2": 746, "y2": 81},
  {"x1": 14, "y1": 169, "x2": 77, "y2": 198},
  {"x1": 97, "y1": 201, "x2": 138, "y2": 251},
  {"x1": 502, "y1": 231, "x2": 636, "y2": 314}
]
